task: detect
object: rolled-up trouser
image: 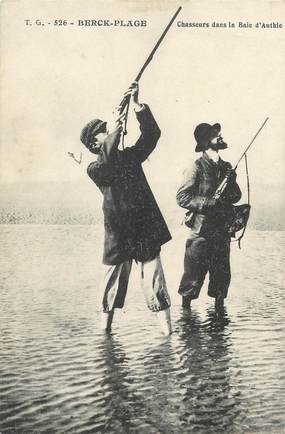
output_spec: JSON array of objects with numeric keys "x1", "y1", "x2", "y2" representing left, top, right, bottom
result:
[
  {"x1": 101, "y1": 254, "x2": 171, "y2": 313},
  {"x1": 178, "y1": 233, "x2": 231, "y2": 300}
]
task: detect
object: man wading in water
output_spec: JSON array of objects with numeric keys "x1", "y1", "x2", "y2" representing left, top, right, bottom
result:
[
  {"x1": 177, "y1": 123, "x2": 241, "y2": 310},
  {"x1": 79, "y1": 82, "x2": 172, "y2": 335}
]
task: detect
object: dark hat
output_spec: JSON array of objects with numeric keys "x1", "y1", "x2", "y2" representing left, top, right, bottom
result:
[
  {"x1": 194, "y1": 123, "x2": 221, "y2": 152},
  {"x1": 80, "y1": 119, "x2": 107, "y2": 148}
]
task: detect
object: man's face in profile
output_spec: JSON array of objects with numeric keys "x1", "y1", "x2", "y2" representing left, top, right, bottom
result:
[
  {"x1": 88, "y1": 129, "x2": 108, "y2": 154},
  {"x1": 209, "y1": 129, "x2": 227, "y2": 150}
]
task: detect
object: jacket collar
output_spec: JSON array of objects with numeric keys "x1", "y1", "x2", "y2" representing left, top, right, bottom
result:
[{"x1": 202, "y1": 151, "x2": 221, "y2": 167}]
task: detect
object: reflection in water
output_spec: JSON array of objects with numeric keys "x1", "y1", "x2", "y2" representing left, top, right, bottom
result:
[
  {"x1": 174, "y1": 308, "x2": 243, "y2": 433},
  {"x1": 94, "y1": 335, "x2": 180, "y2": 434},
  {"x1": 91, "y1": 336, "x2": 137, "y2": 433},
  {"x1": 91, "y1": 309, "x2": 244, "y2": 434}
]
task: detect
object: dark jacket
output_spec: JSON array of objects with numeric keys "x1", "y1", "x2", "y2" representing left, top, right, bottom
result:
[
  {"x1": 177, "y1": 152, "x2": 241, "y2": 237},
  {"x1": 87, "y1": 104, "x2": 172, "y2": 265}
]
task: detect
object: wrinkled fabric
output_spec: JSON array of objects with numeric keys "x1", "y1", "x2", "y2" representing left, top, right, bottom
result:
[
  {"x1": 178, "y1": 233, "x2": 231, "y2": 299},
  {"x1": 177, "y1": 152, "x2": 241, "y2": 299},
  {"x1": 87, "y1": 105, "x2": 171, "y2": 265},
  {"x1": 101, "y1": 255, "x2": 171, "y2": 312},
  {"x1": 177, "y1": 152, "x2": 241, "y2": 237}
]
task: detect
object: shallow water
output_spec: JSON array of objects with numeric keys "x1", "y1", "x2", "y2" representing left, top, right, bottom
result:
[{"x1": 0, "y1": 225, "x2": 284, "y2": 434}]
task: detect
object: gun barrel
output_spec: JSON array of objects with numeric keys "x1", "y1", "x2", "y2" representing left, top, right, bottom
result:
[
  {"x1": 234, "y1": 117, "x2": 269, "y2": 169},
  {"x1": 213, "y1": 117, "x2": 269, "y2": 200},
  {"x1": 135, "y1": 6, "x2": 182, "y2": 82},
  {"x1": 118, "y1": 7, "x2": 182, "y2": 114}
]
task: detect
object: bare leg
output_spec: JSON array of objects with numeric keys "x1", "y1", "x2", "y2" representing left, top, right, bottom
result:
[
  {"x1": 100, "y1": 309, "x2": 115, "y2": 333},
  {"x1": 141, "y1": 255, "x2": 172, "y2": 336},
  {"x1": 157, "y1": 308, "x2": 172, "y2": 336}
]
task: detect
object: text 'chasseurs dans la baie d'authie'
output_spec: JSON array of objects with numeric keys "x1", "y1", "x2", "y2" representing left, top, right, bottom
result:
[
  {"x1": 23, "y1": 19, "x2": 283, "y2": 29},
  {"x1": 176, "y1": 20, "x2": 283, "y2": 29}
]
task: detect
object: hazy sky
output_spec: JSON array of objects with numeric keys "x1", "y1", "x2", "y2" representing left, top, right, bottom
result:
[{"x1": 1, "y1": 0, "x2": 284, "y2": 188}]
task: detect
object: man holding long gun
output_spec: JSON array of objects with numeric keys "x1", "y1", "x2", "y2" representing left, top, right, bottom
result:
[
  {"x1": 74, "y1": 7, "x2": 181, "y2": 334},
  {"x1": 80, "y1": 82, "x2": 172, "y2": 334},
  {"x1": 176, "y1": 116, "x2": 268, "y2": 310},
  {"x1": 176, "y1": 122, "x2": 242, "y2": 310}
]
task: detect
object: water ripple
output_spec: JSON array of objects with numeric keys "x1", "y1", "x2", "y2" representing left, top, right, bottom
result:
[{"x1": 0, "y1": 226, "x2": 284, "y2": 433}]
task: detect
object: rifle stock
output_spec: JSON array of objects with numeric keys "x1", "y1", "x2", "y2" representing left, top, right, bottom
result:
[
  {"x1": 213, "y1": 177, "x2": 228, "y2": 200},
  {"x1": 118, "y1": 94, "x2": 131, "y2": 115}
]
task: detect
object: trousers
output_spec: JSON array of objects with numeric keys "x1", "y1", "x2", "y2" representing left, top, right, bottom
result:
[
  {"x1": 178, "y1": 233, "x2": 231, "y2": 300},
  {"x1": 101, "y1": 254, "x2": 171, "y2": 313}
]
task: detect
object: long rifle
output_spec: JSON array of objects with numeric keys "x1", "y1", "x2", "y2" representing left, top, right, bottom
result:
[
  {"x1": 213, "y1": 117, "x2": 269, "y2": 200},
  {"x1": 119, "y1": 6, "x2": 182, "y2": 114},
  {"x1": 118, "y1": 6, "x2": 182, "y2": 146}
]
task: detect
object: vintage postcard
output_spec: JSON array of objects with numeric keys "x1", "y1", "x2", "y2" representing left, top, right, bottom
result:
[{"x1": 0, "y1": 1, "x2": 284, "y2": 433}]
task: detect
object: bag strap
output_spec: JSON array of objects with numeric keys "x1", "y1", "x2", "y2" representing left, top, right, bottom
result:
[{"x1": 236, "y1": 153, "x2": 250, "y2": 248}]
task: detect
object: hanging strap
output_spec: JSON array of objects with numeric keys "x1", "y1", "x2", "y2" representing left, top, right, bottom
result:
[
  {"x1": 141, "y1": 262, "x2": 144, "y2": 279},
  {"x1": 237, "y1": 153, "x2": 250, "y2": 248}
]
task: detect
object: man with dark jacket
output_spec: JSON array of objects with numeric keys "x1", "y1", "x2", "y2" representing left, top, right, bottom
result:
[
  {"x1": 80, "y1": 82, "x2": 172, "y2": 334},
  {"x1": 177, "y1": 122, "x2": 241, "y2": 310}
]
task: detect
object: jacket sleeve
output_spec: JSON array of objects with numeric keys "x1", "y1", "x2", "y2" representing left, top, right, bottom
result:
[
  {"x1": 176, "y1": 162, "x2": 208, "y2": 213},
  {"x1": 87, "y1": 129, "x2": 121, "y2": 187},
  {"x1": 127, "y1": 104, "x2": 161, "y2": 163}
]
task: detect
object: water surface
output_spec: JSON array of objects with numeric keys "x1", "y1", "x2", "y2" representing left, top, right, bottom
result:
[{"x1": 0, "y1": 226, "x2": 284, "y2": 433}]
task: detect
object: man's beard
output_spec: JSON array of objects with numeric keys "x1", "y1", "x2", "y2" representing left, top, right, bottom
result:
[{"x1": 210, "y1": 139, "x2": 228, "y2": 150}]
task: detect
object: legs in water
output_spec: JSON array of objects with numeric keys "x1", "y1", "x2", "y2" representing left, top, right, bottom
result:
[
  {"x1": 100, "y1": 260, "x2": 132, "y2": 333},
  {"x1": 182, "y1": 295, "x2": 192, "y2": 309},
  {"x1": 99, "y1": 255, "x2": 172, "y2": 335},
  {"x1": 141, "y1": 255, "x2": 172, "y2": 336},
  {"x1": 208, "y1": 237, "x2": 231, "y2": 312},
  {"x1": 101, "y1": 309, "x2": 115, "y2": 333},
  {"x1": 178, "y1": 235, "x2": 209, "y2": 309},
  {"x1": 157, "y1": 308, "x2": 172, "y2": 335},
  {"x1": 215, "y1": 292, "x2": 225, "y2": 311}
]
